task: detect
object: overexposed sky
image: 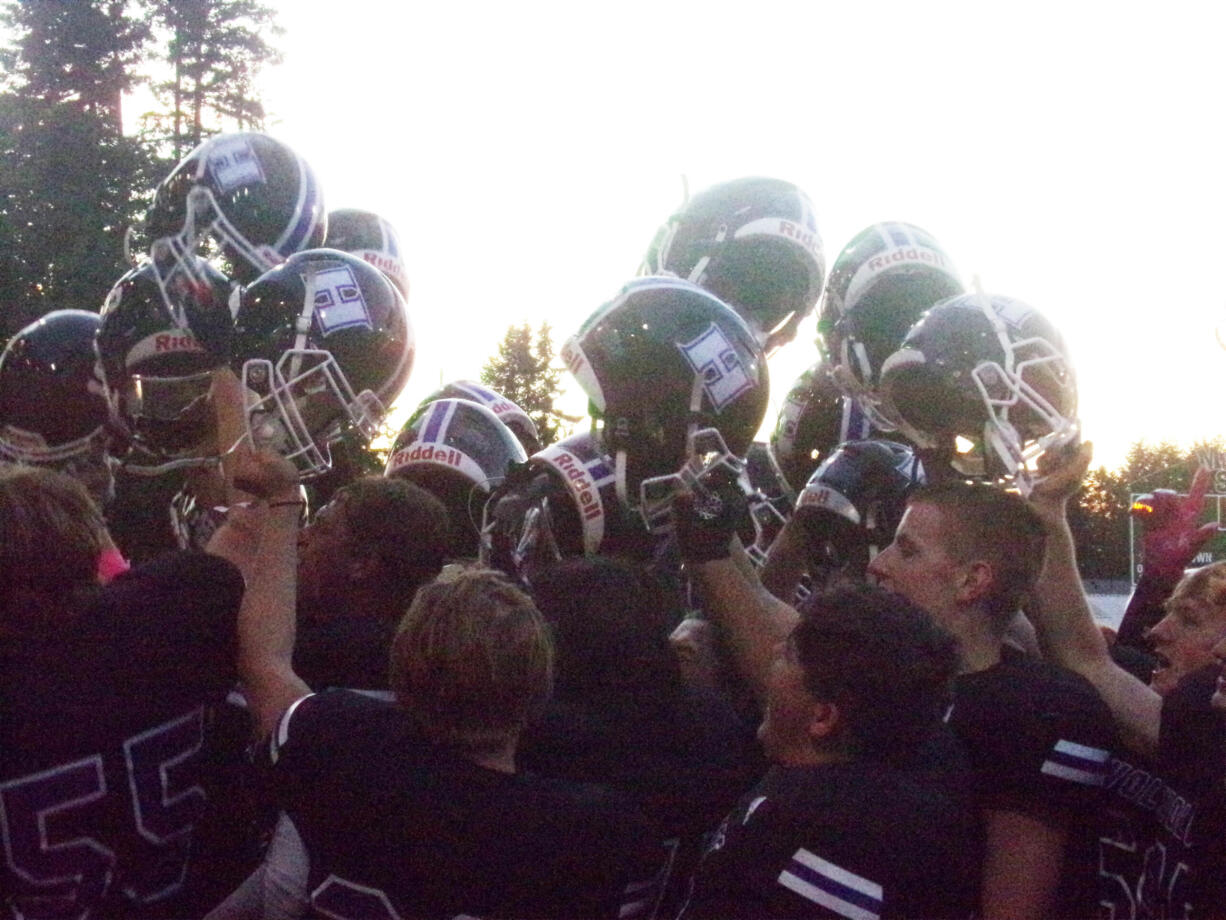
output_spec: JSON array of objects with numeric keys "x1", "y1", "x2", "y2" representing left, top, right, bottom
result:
[{"x1": 252, "y1": 0, "x2": 1225, "y2": 468}]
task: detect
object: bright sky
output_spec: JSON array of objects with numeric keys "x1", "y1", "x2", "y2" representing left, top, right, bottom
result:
[{"x1": 250, "y1": 1, "x2": 1226, "y2": 469}]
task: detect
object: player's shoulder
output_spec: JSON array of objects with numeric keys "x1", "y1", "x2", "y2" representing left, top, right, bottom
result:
[{"x1": 959, "y1": 647, "x2": 1113, "y2": 729}]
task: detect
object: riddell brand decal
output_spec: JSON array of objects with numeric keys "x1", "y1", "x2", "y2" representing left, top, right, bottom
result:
[
  {"x1": 560, "y1": 340, "x2": 584, "y2": 376},
  {"x1": 548, "y1": 449, "x2": 604, "y2": 522},
  {"x1": 865, "y1": 246, "x2": 947, "y2": 273},
  {"x1": 126, "y1": 330, "x2": 206, "y2": 367},
  {"x1": 389, "y1": 443, "x2": 464, "y2": 470},
  {"x1": 734, "y1": 217, "x2": 821, "y2": 257}
]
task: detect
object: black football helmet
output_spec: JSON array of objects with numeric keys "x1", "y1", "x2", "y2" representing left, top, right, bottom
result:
[
  {"x1": 231, "y1": 249, "x2": 415, "y2": 478},
  {"x1": 385, "y1": 397, "x2": 528, "y2": 556},
  {"x1": 324, "y1": 208, "x2": 408, "y2": 301},
  {"x1": 97, "y1": 259, "x2": 234, "y2": 473},
  {"x1": 419, "y1": 379, "x2": 541, "y2": 455},
  {"x1": 794, "y1": 439, "x2": 925, "y2": 576},
  {"x1": 878, "y1": 292, "x2": 1078, "y2": 491},
  {"x1": 562, "y1": 276, "x2": 769, "y2": 521},
  {"x1": 480, "y1": 431, "x2": 652, "y2": 584},
  {"x1": 641, "y1": 177, "x2": 825, "y2": 353},
  {"x1": 0, "y1": 310, "x2": 119, "y2": 503},
  {"x1": 818, "y1": 222, "x2": 963, "y2": 425},
  {"x1": 769, "y1": 361, "x2": 877, "y2": 498},
  {"x1": 144, "y1": 132, "x2": 326, "y2": 316}
]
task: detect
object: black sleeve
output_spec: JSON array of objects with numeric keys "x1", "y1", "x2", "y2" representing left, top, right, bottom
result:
[{"x1": 85, "y1": 551, "x2": 243, "y2": 701}]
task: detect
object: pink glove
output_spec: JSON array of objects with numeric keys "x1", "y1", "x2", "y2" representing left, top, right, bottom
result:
[{"x1": 1130, "y1": 466, "x2": 1219, "y2": 578}]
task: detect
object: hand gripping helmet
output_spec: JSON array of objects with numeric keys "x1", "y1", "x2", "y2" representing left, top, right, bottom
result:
[
  {"x1": 144, "y1": 132, "x2": 326, "y2": 312},
  {"x1": 231, "y1": 248, "x2": 415, "y2": 478},
  {"x1": 641, "y1": 177, "x2": 825, "y2": 354},
  {"x1": 878, "y1": 292, "x2": 1078, "y2": 491},
  {"x1": 562, "y1": 276, "x2": 769, "y2": 519},
  {"x1": 769, "y1": 361, "x2": 877, "y2": 498},
  {"x1": 385, "y1": 397, "x2": 528, "y2": 557},
  {"x1": 794, "y1": 439, "x2": 925, "y2": 576},
  {"x1": 818, "y1": 222, "x2": 963, "y2": 424},
  {"x1": 480, "y1": 430, "x2": 652, "y2": 584},
  {"x1": 0, "y1": 310, "x2": 118, "y2": 503},
  {"x1": 419, "y1": 379, "x2": 541, "y2": 455},
  {"x1": 97, "y1": 259, "x2": 234, "y2": 473},
  {"x1": 324, "y1": 208, "x2": 409, "y2": 301}
]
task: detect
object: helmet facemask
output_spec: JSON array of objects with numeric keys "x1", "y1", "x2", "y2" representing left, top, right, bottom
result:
[
  {"x1": 241, "y1": 349, "x2": 384, "y2": 479},
  {"x1": 637, "y1": 427, "x2": 747, "y2": 534}
]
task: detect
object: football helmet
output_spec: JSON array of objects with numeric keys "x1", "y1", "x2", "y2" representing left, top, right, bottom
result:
[
  {"x1": 97, "y1": 259, "x2": 234, "y2": 473},
  {"x1": 480, "y1": 430, "x2": 652, "y2": 584},
  {"x1": 769, "y1": 361, "x2": 876, "y2": 498},
  {"x1": 144, "y1": 132, "x2": 326, "y2": 317},
  {"x1": 419, "y1": 379, "x2": 541, "y2": 455},
  {"x1": 794, "y1": 439, "x2": 925, "y2": 575},
  {"x1": 878, "y1": 292, "x2": 1078, "y2": 491},
  {"x1": 562, "y1": 276, "x2": 769, "y2": 520},
  {"x1": 818, "y1": 222, "x2": 963, "y2": 424},
  {"x1": 641, "y1": 177, "x2": 825, "y2": 353},
  {"x1": 231, "y1": 248, "x2": 415, "y2": 478},
  {"x1": 0, "y1": 310, "x2": 118, "y2": 503},
  {"x1": 324, "y1": 208, "x2": 409, "y2": 301},
  {"x1": 742, "y1": 441, "x2": 793, "y2": 565},
  {"x1": 386, "y1": 397, "x2": 528, "y2": 556}
]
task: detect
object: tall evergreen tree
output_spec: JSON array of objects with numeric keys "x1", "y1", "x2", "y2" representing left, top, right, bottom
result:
[
  {"x1": 142, "y1": 0, "x2": 282, "y2": 157},
  {"x1": 481, "y1": 323, "x2": 569, "y2": 449}
]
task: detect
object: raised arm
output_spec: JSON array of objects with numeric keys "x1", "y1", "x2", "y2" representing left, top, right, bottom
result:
[
  {"x1": 673, "y1": 491, "x2": 798, "y2": 704},
  {"x1": 1025, "y1": 442, "x2": 1162, "y2": 755}
]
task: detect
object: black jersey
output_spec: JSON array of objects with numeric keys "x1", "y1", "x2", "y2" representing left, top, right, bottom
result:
[
  {"x1": 0, "y1": 551, "x2": 242, "y2": 920},
  {"x1": 948, "y1": 647, "x2": 1116, "y2": 912},
  {"x1": 679, "y1": 760, "x2": 980, "y2": 919},
  {"x1": 1097, "y1": 666, "x2": 1226, "y2": 918},
  {"x1": 267, "y1": 689, "x2": 661, "y2": 920}
]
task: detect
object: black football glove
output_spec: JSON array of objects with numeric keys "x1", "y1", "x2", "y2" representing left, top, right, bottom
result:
[{"x1": 672, "y1": 473, "x2": 749, "y2": 564}]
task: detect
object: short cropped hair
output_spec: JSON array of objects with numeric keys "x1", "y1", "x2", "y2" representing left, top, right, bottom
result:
[
  {"x1": 1166, "y1": 560, "x2": 1226, "y2": 620},
  {"x1": 908, "y1": 480, "x2": 1046, "y2": 630},
  {"x1": 529, "y1": 555, "x2": 684, "y2": 705},
  {"x1": 794, "y1": 583, "x2": 960, "y2": 763},
  {"x1": 340, "y1": 476, "x2": 452, "y2": 603},
  {"x1": 0, "y1": 465, "x2": 107, "y2": 632},
  {"x1": 389, "y1": 567, "x2": 553, "y2": 754}
]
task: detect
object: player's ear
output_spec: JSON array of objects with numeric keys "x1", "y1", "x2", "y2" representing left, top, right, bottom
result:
[
  {"x1": 955, "y1": 559, "x2": 994, "y2": 606},
  {"x1": 806, "y1": 699, "x2": 842, "y2": 744}
]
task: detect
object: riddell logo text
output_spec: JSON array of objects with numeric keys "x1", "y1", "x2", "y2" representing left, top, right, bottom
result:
[
  {"x1": 391, "y1": 444, "x2": 463, "y2": 469},
  {"x1": 361, "y1": 253, "x2": 402, "y2": 275},
  {"x1": 778, "y1": 220, "x2": 819, "y2": 254},
  {"x1": 561, "y1": 342, "x2": 584, "y2": 376},
  {"x1": 156, "y1": 333, "x2": 204, "y2": 353},
  {"x1": 550, "y1": 451, "x2": 602, "y2": 521},
  {"x1": 866, "y1": 247, "x2": 947, "y2": 272}
]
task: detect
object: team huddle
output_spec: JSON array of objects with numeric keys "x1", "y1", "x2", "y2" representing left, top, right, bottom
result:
[{"x1": 0, "y1": 130, "x2": 1223, "y2": 919}]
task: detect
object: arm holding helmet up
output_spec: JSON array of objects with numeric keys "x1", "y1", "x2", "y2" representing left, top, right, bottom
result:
[
  {"x1": 672, "y1": 488, "x2": 798, "y2": 705},
  {"x1": 1024, "y1": 441, "x2": 1163, "y2": 755},
  {"x1": 205, "y1": 367, "x2": 311, "y2": 744}
]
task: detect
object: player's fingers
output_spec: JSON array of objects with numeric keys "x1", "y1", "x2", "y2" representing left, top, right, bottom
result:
[{"x1": 1186, "y1": 466, "x2": 1212, "y2": 513}]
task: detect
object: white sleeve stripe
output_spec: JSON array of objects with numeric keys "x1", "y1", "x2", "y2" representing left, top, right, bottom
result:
[
  {"x1": 269, "y1": 693, "x2": 315, "y2": 765},
  {"x1": 1041, "y1": 760, "x2": 1106, "y2": 786},
  {"x1": 1053, "y1": 739, "x2": 1110, "y2": 761}
]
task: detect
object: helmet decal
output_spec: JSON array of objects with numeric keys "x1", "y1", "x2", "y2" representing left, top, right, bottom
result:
[
  {"x1": 125, "y1": 329, "x2": 207, "y2": 368},
  {"x1": 536, "y1": 442, "x2": 617, "y2": 552},
  {"x1": 677, "y1": 323, "x2": 754, "y2": 412},
  {"x1": 206, "y1": 136, "x2": 266, "y2": 193},
  {"x1": 312, "y1": 263, "x2": 373, "y2": 335}
]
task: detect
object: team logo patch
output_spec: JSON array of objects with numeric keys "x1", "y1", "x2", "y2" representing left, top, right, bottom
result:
[
  {"x1": 207, "y1": 136, "x2": 266, "y2": 193},
  {"x1": 778, "y1": 848, "x2": 882, "y2": 920},
  {"x1": 312, "y1": 265, "x2": 372, "y2": 335},
  {"x1": 678, "y1": 324, "x2": 753, "y2": 412},
  {"x1": 1041, "y1": 739, "x2": 1110, "y2": 786}
]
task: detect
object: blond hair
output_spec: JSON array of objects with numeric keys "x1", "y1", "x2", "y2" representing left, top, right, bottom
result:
[
  {"x1": 0, "y1": 465, "x2": 107, "y2": 632},
  {"x1": 389, "y1": 566, "x2": 553, "y2": 754},
  {"x1": 1166, "y1": 560, "x2": 1226, "y2": 618}
]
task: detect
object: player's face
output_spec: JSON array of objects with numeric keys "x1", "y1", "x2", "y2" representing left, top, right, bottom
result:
[
  {"x1": 297, "y1": 494, "x2": 353, "y2": 621},
  {"x1": 1146, "y1": 594, "x2": 1226, "y2": 696},
  {"x1": 758, "y1": 633, "x2": 823, "y2": 766},
  {"x1": 867, "y1": 502, "x2": 966, "y2": 627}
]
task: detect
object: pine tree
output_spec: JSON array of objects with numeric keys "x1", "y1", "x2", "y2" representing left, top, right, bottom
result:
[{"x1": 480, "y1": 323, "x2": 569, "y2": 448}]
